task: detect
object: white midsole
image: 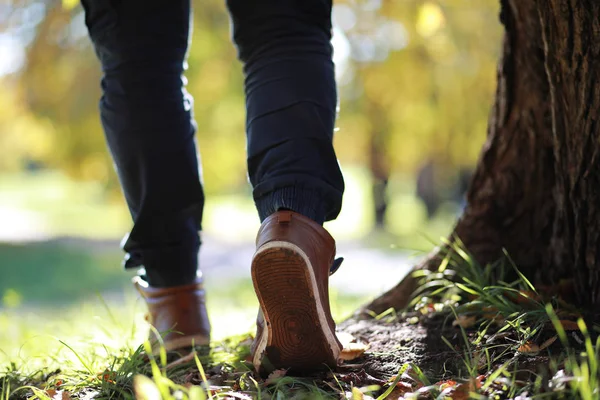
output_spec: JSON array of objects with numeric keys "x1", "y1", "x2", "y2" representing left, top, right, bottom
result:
[{"x1": 251, "y1": 241, "x2": 340, "y2": 370}]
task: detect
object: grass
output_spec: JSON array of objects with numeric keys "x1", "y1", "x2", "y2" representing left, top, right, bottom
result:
[
  {"x1": 0, "y1": 276, "x2": 370, "y2": 399},
  {"x1": 3, "y1": 240, "x2": 600, "y2": 399},
  {"x1": 405, "y1": 241, "x2": 600, "y2": 399}
]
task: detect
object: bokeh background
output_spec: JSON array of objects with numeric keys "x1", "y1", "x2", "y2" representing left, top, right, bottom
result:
[{"x1": 0, "y1": 0, "x2": 502, "y2": 363}]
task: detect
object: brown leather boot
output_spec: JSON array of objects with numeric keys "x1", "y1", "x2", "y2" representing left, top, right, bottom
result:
[
  {"x1": 133, "y1": 276, "x2": 211, "y2": 353},
  {"x1": 251, "y1": 210, "x2": 342, "y2": 373}
]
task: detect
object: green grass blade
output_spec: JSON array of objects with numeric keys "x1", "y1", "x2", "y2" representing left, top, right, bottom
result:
[
  {"x1": 546, "y1": 304, "x2": 568, "y2": 345},
  {"x1": 456, "y1": 283, "x2": 479, "y2": 296},
  {"x1": 193, "y1": 350, "x2": 213, "y2": 400},
  {"x1": 503, "y1": 249, "x2": 537, "y2": 293},
  {"x1": 58, "y1": 340, "x2": 95, "y2": 377},
  {"x1": 376, "y1": 364, "x2": 409, "y2": 400}
]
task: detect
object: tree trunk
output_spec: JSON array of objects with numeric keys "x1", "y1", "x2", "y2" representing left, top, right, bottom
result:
[
  {"x1": 361, "y1": 0, "x2": 600, "y2": 316},
  {"x1": 366, "y1": 101, "x2": 391, "y2": 230}
]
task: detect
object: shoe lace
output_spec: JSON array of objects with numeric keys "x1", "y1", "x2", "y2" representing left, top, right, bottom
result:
[{"x1": 329, "y1": 257, "x2": 344, "y2": 276}]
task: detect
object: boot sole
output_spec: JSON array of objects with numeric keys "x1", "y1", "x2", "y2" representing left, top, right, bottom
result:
[{"x1": 251, "y1": 241, "x2": 340, "y2": 372}]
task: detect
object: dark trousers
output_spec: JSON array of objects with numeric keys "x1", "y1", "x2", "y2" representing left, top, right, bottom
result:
[{"x1": 82, "y1": 0, "x2": 344, "y2": 286}]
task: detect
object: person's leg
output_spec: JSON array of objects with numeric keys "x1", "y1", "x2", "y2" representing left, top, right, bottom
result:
[
  {"x1": 226, "y1": 0, "x2": 345, "y2": 372},
  {"x1": 81, "y1": 0, "x2": 203, "y2": 287},
  {"x1": 82, "y1": 0, "x2": 209, "y2": 350},
  {"x1": 227, "y1": 0, "x2": 344, "y2": 224}
]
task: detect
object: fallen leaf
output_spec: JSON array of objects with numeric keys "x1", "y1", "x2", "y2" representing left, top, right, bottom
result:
[
  {"x1": 475, "y1": 375, "x2": 485, "y2": 388},
  {"x1": 517, "y1": 341, "x2": 540, "y2": 354},
  {"x1": 509, "y1": 290, "x2": 541, "y2": 305},
  {"x1": 350, "y1": 387, "x2": 363, "y2": 400},
  {"x1": 264, "y1": 369, "x2": 287, "y2": 386},
  {"x1": 559, "y1": 320, "x2": 580, "y2": 331},
  {"x1": 98, "y1": 370, "x2": 116, "y2": 384},
  {"x1": 45, "y1": 390, "x2": 71, "y2": 400},
  {"x1": 340, "y1": 342, "x2": 370, "y2": 361},
  {"x1": 449, "y1": 382, "x2": 472, "y2": 400},
  {"x1": 337, "y1": 331, "x2": 357, "y2": 347},
  {"x1": 439, "y1": 378, "x2": 480, "y2": 400},
  {"x1": 437, "y1": 379, "x2": 457, "y2": 391},
  {"x1": 452, "y1": 315, "x2": 477, "y2": 328},
  {"x1": 539, "y1": 336, "x2": 558, "y2": 350},
  {"x1": 384, "y1": 382, "x2": 413, "y2": 399},
  {"x1": 482, "y1": 307, "x2": 505, "y2": 325}
]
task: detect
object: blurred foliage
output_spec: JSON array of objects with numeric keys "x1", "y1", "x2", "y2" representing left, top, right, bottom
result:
[
  {"x1": 0, "y1": 0, "x2": 501, "y2": 196},
  {"x1": 0, "y1": 240, "x2": 125, "y2": 303}
]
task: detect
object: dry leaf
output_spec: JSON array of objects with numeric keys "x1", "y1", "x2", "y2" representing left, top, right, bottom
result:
[
  {"x1": 439, "y1": 378, "x2": 480, "y2": 400},
  {"x1": 559, "y1": 320, "x2": 580, "y2": 331},
  {"x1": 509, "y1": 290, "x2": 541, "y2": 305},
  {"x1": 337, "y1": 332, "x2": 358, "y2": 348},
  {"x1": 437, "y1": 379, "x2": 457, "y2": 391},
  {"x1": 340, "y1": 342, "x2": 370, "y2": 361},
  {"x1": 482, "y1": 307, "x2": 505, "y2": 325},
  {"x1": 264, "y1": 369, "x2": 287, "y2": 386},
  {"x1": 540, "y1": 336, "x2": 558, "y2": 350},
  {"x1": 449, "y1": 382, "x2": 472, "y2": 400},
  {"x1": 45, "y1": 390, "x2": 71, "y2": 400},
  {"x1": 98, "y1": 371, "x2": 116, "y2": 384},
  {"x1": 517, "y1": 341, "x2": 540, "y2": 354},
  {"x1": 452, "y1": 315, "x2": 477, "y2": 328},
  {"x1": 350, "y1": 387, "x2": 363, "y2": 400},
  {"x1": 384, "y1": 382, "x2": 414, "y2": 400},
  {"x1": 475, "y1": 375, "x2": 485, "y2": 388}
]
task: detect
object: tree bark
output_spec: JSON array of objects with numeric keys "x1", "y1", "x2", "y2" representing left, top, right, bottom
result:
[
  {"x1": 367, "y1": 101, "x2": 391, "y2": 229},
  {"x1": 361, "y1": 0, "x2": 600, "y2": 316}
]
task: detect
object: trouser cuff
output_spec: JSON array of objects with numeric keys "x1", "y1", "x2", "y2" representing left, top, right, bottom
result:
[{"x1": 255, "y1": 186, "x2": 326, "y2": 225}]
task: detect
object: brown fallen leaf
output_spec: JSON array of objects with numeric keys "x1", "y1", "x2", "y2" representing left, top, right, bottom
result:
[
  {"x1": 475, "y1": 375, "x2": 485, "y2": 389},
  {"x1": 45, "y1": 389, "x2": 72, "y2": 400},
  {"x1": 540, "y1": 335, "x2": 558, "y2": 350},
  {"x1": 508, "y1": 290, "x2": 542, "y2": 305},
  {"x1": 518, "y1": 341, "x2": 540, "y2": 354},
  {"x1": 264, "y1": 369, "x2": 287, "y2": 386},
  {"x1": 437, "y1": 379, "x2": 457, "y2": 391},
  {"x1": 452, "y1": 315, "x2": 477, "y2": 328},
  {"x1": 340, "y1": 342, "x2": 370, "y2": 361},
  {"x1": 448, "y1": 382, "x2": 472, "y2": 400},
  {"x1": 481, "y1": 306, "x2": 505, "y2": 325},
  {"x1": 439, "y1": 378, "x2": 480, "y2": 400},
  {"x1": 98, "y1": 370, "x2": 116, "y2": 384},
  {"x1": 384, "y1": 382, "x2": 414, "y2": 399},
  {"x1": 559, "y1": 320, "x2": 580, "y2": 331},
  {"x1": 337, "y1": 332, "x2": 358, "y2": 347}
]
